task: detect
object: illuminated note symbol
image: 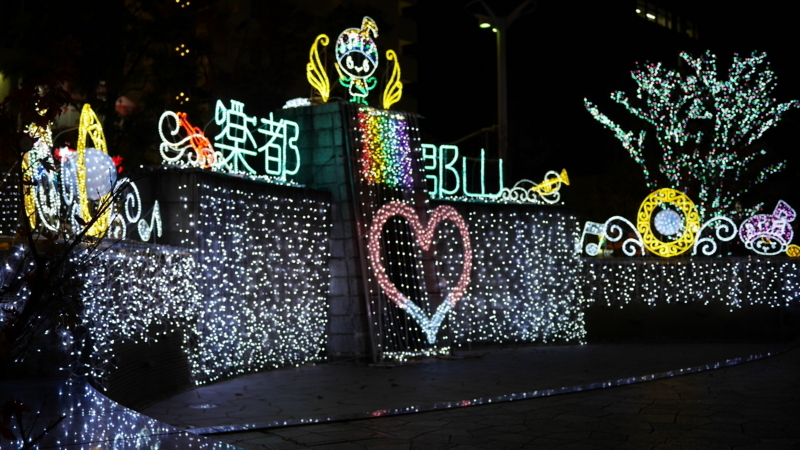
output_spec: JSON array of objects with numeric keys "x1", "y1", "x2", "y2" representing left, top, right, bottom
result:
[{"x1": 580, "y1": 221, "x2": 606, "y2": 256}]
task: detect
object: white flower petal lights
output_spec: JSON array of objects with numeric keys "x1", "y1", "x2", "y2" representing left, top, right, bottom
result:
[{"x1": 368, "y1": 201, "x2": 472, "y2": 345}]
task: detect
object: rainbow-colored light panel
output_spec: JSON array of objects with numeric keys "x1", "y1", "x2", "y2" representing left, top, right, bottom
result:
[{"x1": 358, "y1": 108, "x2": 413, "y2": 188}]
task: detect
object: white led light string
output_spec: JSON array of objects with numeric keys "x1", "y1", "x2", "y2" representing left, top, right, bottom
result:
[
  {"x1": 171, "y1": 172, "x2": 331, "y2": 384},
  {"x1": 349, "y1": 106, "x2": 585, "y2": 361},
  {"x1": 580, "y1": 258, "x2": 800, "y2": 309},
  {"x1": 434, "y1": 208, "x2": 586, "y2": 347}
]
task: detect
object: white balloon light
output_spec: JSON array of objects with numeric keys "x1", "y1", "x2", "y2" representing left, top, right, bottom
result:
[
  {"x1": 83, "y1": 147, "x2": 117, "y2": 200},
  {"x1": 654, "y1": 209, "x2": 683, "y2": 236}
]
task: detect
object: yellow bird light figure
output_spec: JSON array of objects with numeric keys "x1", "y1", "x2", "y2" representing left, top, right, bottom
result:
[
  {"x1": 335, "y1": 16, "x2": 380, "y2": 105},
  {"x1": 306, "y1": 34, "x2": 330, "y2": 102},
  {"x1": 382, "y1": 49, "x2": 402, "y2": 110}
]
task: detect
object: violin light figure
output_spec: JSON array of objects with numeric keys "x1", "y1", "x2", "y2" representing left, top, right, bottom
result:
[{"x1": 335, "y1": 16, "x2": 379, "y2": 105}]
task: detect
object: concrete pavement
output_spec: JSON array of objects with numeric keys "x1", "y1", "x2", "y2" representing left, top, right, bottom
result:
[
  {"x1": 142, "y1": 342, "x2": 794, "y2": 436},
  {"x1": 209, "y1": 342, "x2": 800, "y2": 449}
]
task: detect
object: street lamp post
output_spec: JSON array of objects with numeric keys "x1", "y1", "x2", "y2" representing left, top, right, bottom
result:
[{"x1": 469, "y1": 0, "x2": 535, "y2": 162}]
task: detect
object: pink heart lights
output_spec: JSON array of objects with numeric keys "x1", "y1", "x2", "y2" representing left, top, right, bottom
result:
[{"x1": 368, "y1": 201, "x2": 472, "y2": 344}]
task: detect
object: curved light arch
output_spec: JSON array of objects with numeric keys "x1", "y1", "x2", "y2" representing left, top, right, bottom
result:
[{"x1": 76, "y1": 104, "x2": 112, "y2": 237}]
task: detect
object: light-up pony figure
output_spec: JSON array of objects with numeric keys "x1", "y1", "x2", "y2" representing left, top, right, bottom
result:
[
  {"x1": 335, "y1": 16, "x2": 379, "y2": 105},
  {"x1": 739, "y1": 200, "x2": 796, "y2": 255}
]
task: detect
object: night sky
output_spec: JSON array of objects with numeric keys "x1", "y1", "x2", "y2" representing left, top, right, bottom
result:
[{"x1": 410, "y1": 0, "x2": 800, "y2": 219}]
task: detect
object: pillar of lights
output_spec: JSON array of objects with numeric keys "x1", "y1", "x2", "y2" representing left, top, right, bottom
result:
[
  {"x1": 168, "y1": 172, "x2": 332, "y2": 383},
  {"x1": 349, "y1": 105, "x2": 585, "y2": 361}
]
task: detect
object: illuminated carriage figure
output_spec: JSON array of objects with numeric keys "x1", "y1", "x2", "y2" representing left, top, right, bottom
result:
[
  {"x1": 335, "y1": 16, "x2": 380, "y2": 105},
  {"x1": 579, "y1": 188, "x2": 740, "y2": 257},
  {"x1": 59, "y1": 104, "x2": 118, "y2": 237},
  {"x1": 58, "y1": 104, "x2": 162, "y2": 241}
]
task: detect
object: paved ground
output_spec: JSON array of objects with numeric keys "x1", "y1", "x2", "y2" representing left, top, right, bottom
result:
[
  {"x1": 143, "y1": 343, "x2": 788, "y2": 432},
  {"x1": 209, "y1": 343, "x2": 800, "y2": 449}
]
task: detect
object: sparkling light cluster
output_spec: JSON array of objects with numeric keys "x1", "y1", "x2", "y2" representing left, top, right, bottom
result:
[
  {"x1": 4, "y1": 379, "x2": 233, "y2": 449},
  {"x1": 435, "y1": 207, "x2": 586, "y2": 347},
  {"x1": 173, "y1": 174, "x2": 331, "y2": 383},
  {"x1": 75, "y1": 243, "x2": 202, "y2": 382},
  {"x1": 581, "y1": 258, "x2": 800, "y2": 309},
  {"x1": 0, "y1": 241, "x2": 200, "y2": 385},
  {"x1": 585, "y1": 50, "x2": 798, "y2": 221},
  {"x1": 358, "y1": 107, "x2": 414, "y2": 188},
  {"x1": 0, "y1": 173, "x2": 20, "y2": 235}
]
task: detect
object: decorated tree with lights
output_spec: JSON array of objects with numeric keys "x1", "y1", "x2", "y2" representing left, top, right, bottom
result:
[{"x1": 585, "y1": 50, "x2": 798, "y2": 221}]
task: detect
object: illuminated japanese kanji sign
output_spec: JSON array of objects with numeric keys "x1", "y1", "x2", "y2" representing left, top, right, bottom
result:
[{"x1": 212, "y1": 99, "x2": 300, "y2": 179}]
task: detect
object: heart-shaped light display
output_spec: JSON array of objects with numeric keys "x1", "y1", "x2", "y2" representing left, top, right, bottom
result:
[{"x1": 368, "y1": 201, "x2": 472, "y2": 344}]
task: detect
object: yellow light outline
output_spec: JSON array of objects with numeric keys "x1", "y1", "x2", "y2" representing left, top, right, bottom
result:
[
  {"x1": 530, "y1": 169, "x2": 569, "y2": 195},
  {"x1": 21, "y1": 153, "x2": 36, "y2": 229},
  {"x1": 637, "y1": 188, "x2": 700, "y2": 257},
  {"x1": 787, "y1": 244, "x2": 800, "y2": 257},
  {"x1": 306, "y1": 34, "x2": 330, "y2": 102},
  {"x1": 76, "y1": 104, "x2": 111, "y2": 237},
  {"x1": 382, "y1": 49, "x2": 402, "y2": 110}
]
